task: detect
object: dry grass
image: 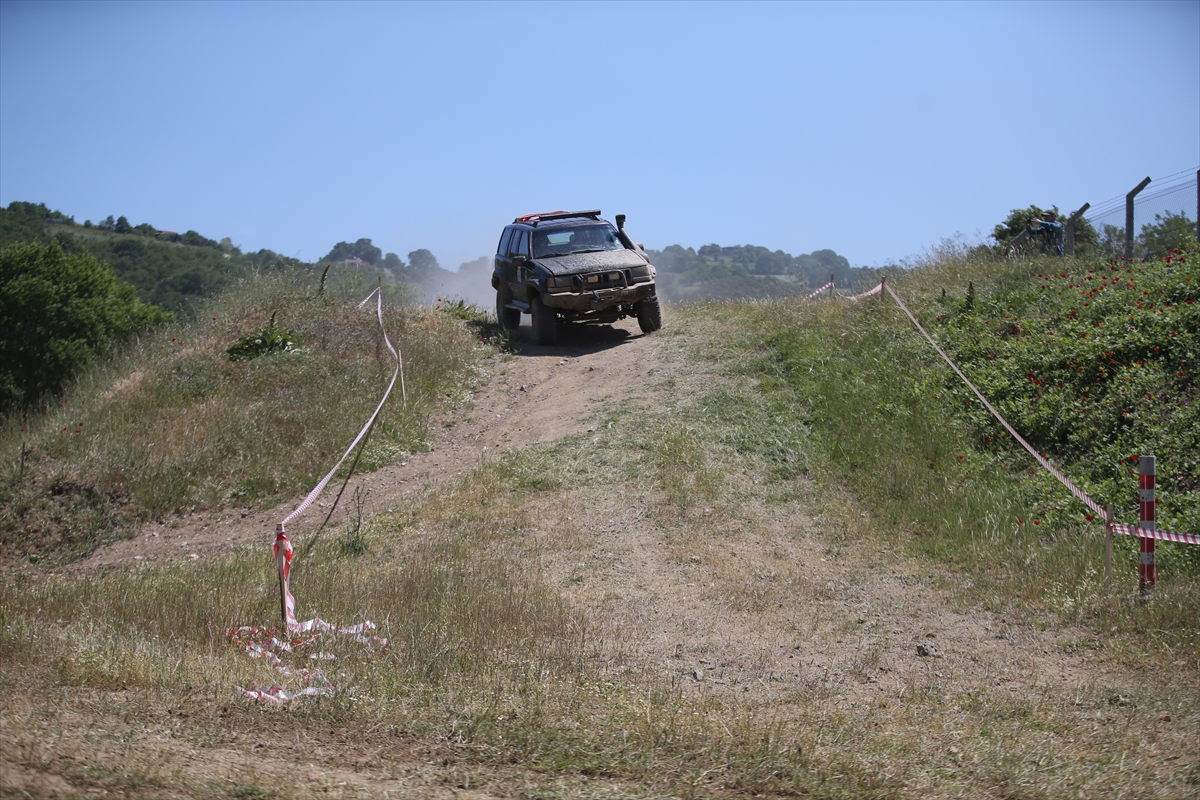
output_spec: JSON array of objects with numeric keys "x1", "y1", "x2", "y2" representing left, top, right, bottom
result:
[
  {"x1": 0, "y1": 270, "x2": 485, "y2": 563},
  {"x1": 2, "y1": 257, "x2": 1199, "y2": 797}
]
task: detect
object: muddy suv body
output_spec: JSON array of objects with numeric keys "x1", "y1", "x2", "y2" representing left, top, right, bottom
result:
[{"x1": 491, "y1": 210, "x2": 662, "y2": 345}]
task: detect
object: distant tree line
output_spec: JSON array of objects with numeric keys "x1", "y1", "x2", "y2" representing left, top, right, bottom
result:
[
  {"x1": 0, "y1": 202, "x2": 304, "y2": 313},
  {"x1": 644, "y1": 243, "x2": 873, "y2": 302}
]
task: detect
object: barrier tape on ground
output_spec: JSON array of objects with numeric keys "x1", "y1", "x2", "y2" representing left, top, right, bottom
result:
[
  {"x1": 875, "y1": 281, "x2": 1197, "y2": 547},
  {"x1": 229, "y1": 285, "x2": 397, "y2": 703},
  {"x1": 804, "y1": 281, "x2": 834, "y2": 300}
]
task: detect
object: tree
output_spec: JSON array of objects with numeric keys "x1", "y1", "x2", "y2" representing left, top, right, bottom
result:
[
  {"x1": 1138, "y1": 211, "x2": 1197, "y2": 258},
  {"x1": 114, "y1": 215, "x2": 133, "y2": 234},
  {"x1": 1, "y1": 241, "x2": 171, "y2": 410},
  {"x1": 406, "y1": 249, "x2": 440, "y2": 280},
  {"x1": 992, "y1": 205, "x2": 1099, "y2": 255},
  {"x1": 321, "y1": 238, "x2": 382, "y2": 265},
  {"x1": 182, "y1": 230, "x2": 220, "y2": 249},
  {"x1": 0, "y1": 201, "x2": 53, "y2": 247},
  {"x1": 796, "y1": 248, "x2": 852, "y2": 287},
  {"x1": 382, "y1": 252, "x2": 405, "y2": 271}
]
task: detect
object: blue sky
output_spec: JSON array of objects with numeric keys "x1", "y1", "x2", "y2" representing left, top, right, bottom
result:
[{"x1": 2, "y1": 1, "x2": 1197, "y2": 272}]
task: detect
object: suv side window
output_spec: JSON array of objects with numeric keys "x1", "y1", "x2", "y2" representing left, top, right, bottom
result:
[
  {"x1": 511, "y1": 230, "x2": 530, "y2": 259},
  {"x1": 497, "y1": 228, "x2": 513, "y2": 255}
]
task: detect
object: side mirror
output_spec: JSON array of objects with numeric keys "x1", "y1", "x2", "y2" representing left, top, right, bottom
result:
[{"x1": 512, "y1": 255, "x2": 528, "y2": 267}]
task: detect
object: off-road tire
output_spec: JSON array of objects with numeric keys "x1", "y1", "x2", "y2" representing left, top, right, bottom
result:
[
  {"x1": 636, "y1": 294, "x2": 662, "y2": 334},
  {"x1": 496, "y1": 289, "x2": 521, "y2": 330},
  {"x1": 531, "y1": 294, "x2": 557, "y2": 345}
]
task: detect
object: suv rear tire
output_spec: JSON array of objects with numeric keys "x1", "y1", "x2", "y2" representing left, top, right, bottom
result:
[
  {"x1": 496, "y1": 289, "x2": 521, "y2": 330},
  {"x1": 531, "y1": 295, "x2": 557, "y2": 345},
  {"x1": 636, "y1": 295, "x2": 662, "y2": 334}
]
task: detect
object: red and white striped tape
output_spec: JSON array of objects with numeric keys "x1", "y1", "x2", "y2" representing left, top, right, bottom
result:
[
  {"x1": 231, "y1": 285, "x2": 399, "y2": 703},
  {"x1": 804, "y1": 281, "x2": 834, "y2": 300},
  {"x1": 842, "y1": 283, "x2": 883, "y2": 301},
  {"x1": 1109, "y1": 522, "x2": 1200, "y2": 547},
  {"x1": 280, "y1": 285, "x2": 403, "y2": 530}
]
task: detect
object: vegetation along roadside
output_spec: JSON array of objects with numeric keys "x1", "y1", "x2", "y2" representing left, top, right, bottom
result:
[{"x1": 1, "y1": 225, "x2": 1198, "y2": 797}]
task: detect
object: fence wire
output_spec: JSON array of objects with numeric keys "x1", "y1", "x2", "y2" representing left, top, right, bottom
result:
[{"x1": 1083, "y1": 168, "x2": 1199, "y2": 240}]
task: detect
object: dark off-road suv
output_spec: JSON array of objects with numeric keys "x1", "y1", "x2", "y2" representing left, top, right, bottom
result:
[{"x1": 491, "y1": 210, "x2": 662, "y2": 345}]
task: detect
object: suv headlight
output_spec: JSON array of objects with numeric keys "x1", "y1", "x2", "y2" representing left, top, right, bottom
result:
[
  {"x1": 629, "y1": 265, "x2": 652, "y2": 281},
  {"x1": 547, "y1": 275, "x2": 575, "y2": 290}
]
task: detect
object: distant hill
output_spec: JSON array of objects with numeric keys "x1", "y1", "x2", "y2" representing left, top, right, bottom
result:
[
  {"x1": 0, "y1": 202, "x2": 303, "y2": 314},
  {"x1": 3, "y1": 201, "x2": 874, "y2": 312},
  {"x1": 645, "y1": 243, "x2": 876, "y2": 303}
]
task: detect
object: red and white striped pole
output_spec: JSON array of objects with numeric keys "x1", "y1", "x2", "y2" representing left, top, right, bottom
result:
[{"x1": 1139, "y1": 455, "x2": 1156, "y2": 596}]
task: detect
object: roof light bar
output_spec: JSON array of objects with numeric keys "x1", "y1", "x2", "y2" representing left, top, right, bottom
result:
[{"x1": 513, "y1": 209, "x2": 602, "y2": 225}]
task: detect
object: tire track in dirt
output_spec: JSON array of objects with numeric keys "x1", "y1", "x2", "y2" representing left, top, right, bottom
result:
[{"x1": 73, "y1": 318, "x2": 663, "y2": 571}]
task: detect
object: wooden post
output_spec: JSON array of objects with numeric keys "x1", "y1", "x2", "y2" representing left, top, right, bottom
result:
[
  {"x1": 273, "y1": 525, "x2": 293, "y2": 633},
  {"x1": 1065, "y1": 203, "x2": 1090, "y2": 256},
  {"x1": 1125, "y1": 177, "x2": 1151, "y2": 260},
  {"x1": 829, "y1": 273, "x2": 834, "y2": 299},
  {"x1": 1104, "y1": 503, "x2": 1113, "y2": 596},
  {"x1": 278, "y1": 567, "x2": 289, "y2": 632}
]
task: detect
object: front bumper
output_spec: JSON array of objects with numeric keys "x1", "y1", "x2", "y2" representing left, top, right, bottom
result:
[{"x1": 542, "y1": 281, "x2": 656, "y2": 313}]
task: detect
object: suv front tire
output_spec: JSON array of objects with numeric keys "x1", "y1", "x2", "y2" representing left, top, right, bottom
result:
[
  {"x1": 636, "y1": 295, "x2": 662, "y2": 334},
  {"x1": 531, "y1": 295, "x2": 557, "y2": 345}
]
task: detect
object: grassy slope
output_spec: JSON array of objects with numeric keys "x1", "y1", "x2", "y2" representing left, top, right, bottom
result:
[
  {"x1": 2, "y1": 246, "x2": 1198, "y2": 798},
  {"x1": 752, "y1": 243, "x2": 1198, "y2": 648},
  {"x1": 0, "y1": 270, "x2": 486, "y2": 563}
]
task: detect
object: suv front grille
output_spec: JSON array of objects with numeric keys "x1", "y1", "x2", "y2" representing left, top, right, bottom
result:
[{"x1": 581, "y1": 271, "x2": 626, "y2": 291}]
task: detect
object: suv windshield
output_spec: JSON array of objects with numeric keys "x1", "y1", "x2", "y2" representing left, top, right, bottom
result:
[{"x1": 532, "y1": 224, "x2": 625, "y2": 258}]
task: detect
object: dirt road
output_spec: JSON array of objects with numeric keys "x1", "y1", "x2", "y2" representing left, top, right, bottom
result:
[
  {"x1": 76, "y1": 318, "x2": 663, "y2": 570},
  {"x1": 16, "y1": 310, "x2": 1197, "y2": 798}
]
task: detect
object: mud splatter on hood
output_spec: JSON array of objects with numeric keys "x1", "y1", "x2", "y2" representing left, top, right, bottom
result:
[{"x1": 533, "y1": 248, "x2": 648, "y2": 276}]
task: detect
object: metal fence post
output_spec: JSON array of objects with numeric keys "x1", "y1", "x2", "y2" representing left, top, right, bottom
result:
[
  {"x1": 1139, "y1": 455, "x2": 1156, "y2": 597},
  {"x1": 1104, "y1": 503, "x2": 1113, "y2": 596},
  {"x1": 1125, "y1": 177, "x2": 1151, "y2": 260},
  {"x1": 1065, "y1": 203, "x2": 1090, "y2": 256}
]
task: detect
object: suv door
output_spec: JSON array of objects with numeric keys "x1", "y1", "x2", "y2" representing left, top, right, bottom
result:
[
  {"x1": 505, "y1": 228, "x2": 531, "y2": 302},
  {"x1": 495, "y1": 227, "x2": 514, "y2": 289}
]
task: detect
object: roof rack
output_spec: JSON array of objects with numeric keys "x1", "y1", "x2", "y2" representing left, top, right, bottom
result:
[{"x1": 513, "y1": 209, "x2": 601, "y2": 225}]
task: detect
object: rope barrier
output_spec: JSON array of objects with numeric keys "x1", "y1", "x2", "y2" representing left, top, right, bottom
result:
[
  {"x1": 854, "y1": 280, "x2": 1197, "y2": 549},
  {"x1": 230, "y1": 283, "x2": 400, "y2": 702}
]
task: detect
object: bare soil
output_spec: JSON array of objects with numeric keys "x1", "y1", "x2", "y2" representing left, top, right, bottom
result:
[
  {"x1": 5, "y1": 314, "x2": 1197, "y2": 798},
  {"x1": 70, "y1": 320, "x2": 657, "y2": 572}
]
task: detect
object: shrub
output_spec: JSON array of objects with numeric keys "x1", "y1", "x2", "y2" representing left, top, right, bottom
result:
[{"x1": 0, "y1": 241, "x2": 171, "y2": 411}]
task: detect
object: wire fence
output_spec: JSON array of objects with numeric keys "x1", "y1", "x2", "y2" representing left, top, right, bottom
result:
[{"x1": 1083, "y1": 167, "x2": 1199, "y2": 245}]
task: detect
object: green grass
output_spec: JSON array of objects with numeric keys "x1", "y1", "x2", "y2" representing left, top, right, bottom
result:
[
  {"x1": 727, "y1": 243, "x2": 1200, "y2": 657},
  {"x1": 0, "y1": 269, "x2": 486, "y2": 563},
  {"x1": 2, "y1": 243, "x2": 1198, "y2": 798}
]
